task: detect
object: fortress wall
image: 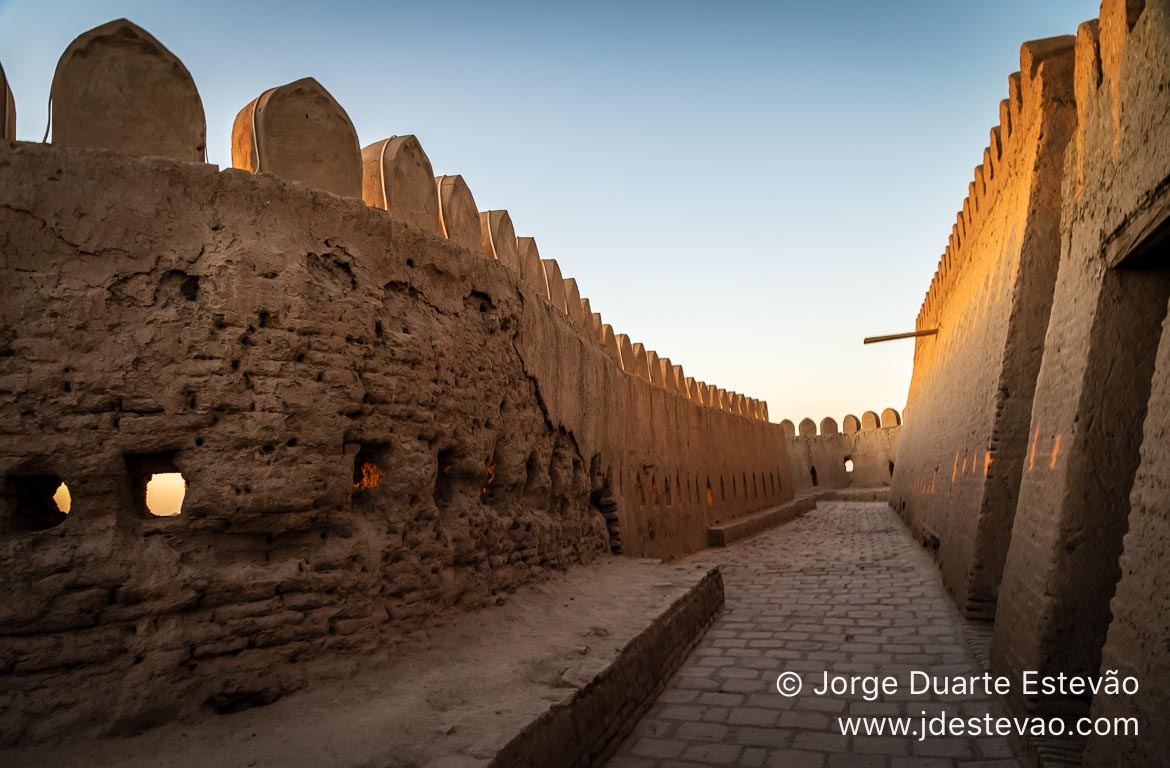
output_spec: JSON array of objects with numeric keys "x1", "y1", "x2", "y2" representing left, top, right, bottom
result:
[
  {"x1": 988, "y1": 3, "x2": 1170, "y2": 760},
  {"x1": 782, "y1": 413, "x2": 901, "y2": 494},
  {"x1": 891, "y1": 1, "x2": 1170, "y2": 759},
  {"x1": 888, "y1": 35, "x2": 1077, "y2": 617},
  {"x1": 515, "y1": 294, "x2": 793, "y2": 554},
  {"x1": 0, "y1": 139, "x2": 789, "y2": 745}
]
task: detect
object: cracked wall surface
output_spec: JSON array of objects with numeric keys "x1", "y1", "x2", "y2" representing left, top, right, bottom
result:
[{"x1": 0, "y1": 140, "x2": 790, "y2": 745}]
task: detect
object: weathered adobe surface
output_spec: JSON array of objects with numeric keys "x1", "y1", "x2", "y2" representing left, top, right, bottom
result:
[
  {"x1": 780, "y1": 412, "x2": 901, "y2": 494},
  {"x1": 889, "y1": 1, "x2": 1170, "y2": 763},
  {"x1": 0, "y1": 560, "x2": 724, "y2": 768},
  {"x1": 994, "y1": 4, "x2": 1170, "y2": 765},
  {"x1": 0, "y1": 140, "x2": 787, "y2": 746},
  {"x1": 888, "y1": 33, "x2": 1077, "y2": 618}
]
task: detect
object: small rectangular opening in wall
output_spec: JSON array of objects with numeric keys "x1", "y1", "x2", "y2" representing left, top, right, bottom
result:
[
  {"x1": 434, "y1": 447, "x2": 462, "y2": 510},
  {"x1": 352, "y1": 443, "x2": 390, "y2": 491},
  {"x1": 482, "y1": 442, "x2": 503, "y2": 503},
  {"x1": 125, "y1": 452, "x2": 186, "y2": 517},
  {"x1": 351, "y1": 442, "x2": 392, "y2": 516},
  {"x1": 3, "y1": 473, "x2": 70, "y2": 531}
]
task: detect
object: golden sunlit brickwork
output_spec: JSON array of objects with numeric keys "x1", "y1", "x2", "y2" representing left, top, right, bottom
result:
[{"x1": 890, "y1": 2, "x2": 1170, "y2": 765}]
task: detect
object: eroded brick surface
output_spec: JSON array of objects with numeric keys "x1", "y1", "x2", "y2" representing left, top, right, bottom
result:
[
  {"x1": 608, "y1": 502, "x2": 1023, "y2": 768},
  {"x1": 0, "y1": 141, "x2": 792, "y2": 745}
]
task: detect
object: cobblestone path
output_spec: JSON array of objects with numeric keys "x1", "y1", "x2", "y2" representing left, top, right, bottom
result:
[{"x1": 607, "y1": 501, "x2": 1023, "y2": 768}]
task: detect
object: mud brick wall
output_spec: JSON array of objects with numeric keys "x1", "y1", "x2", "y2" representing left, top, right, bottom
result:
[
  {"x1": 889, "y1": 1, "x2": 1170, "y2": 762},
  {"x1": 887, "y1": 36, "x2": 1077, "y2": 619},
  {"x1": 991, "y1": 4, "x2": 1170, "y2": 765},
  {"x1": 0, "y1": 141, "x2": 790, "y2": 745},
  {"x1": 780, "y1": 412, "x2": 901, "y2": 494}
]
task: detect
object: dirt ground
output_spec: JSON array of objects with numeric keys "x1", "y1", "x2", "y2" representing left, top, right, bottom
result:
[{"x1": 4, "y1": 557, "x2": 713, "y2": 768}]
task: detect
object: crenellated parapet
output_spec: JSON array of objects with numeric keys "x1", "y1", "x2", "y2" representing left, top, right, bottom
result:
[
  {"x1": 891, "y1": 26, "x2": 1080, "y2": 620},
  {"x1": 0, "y1": 18, "x2": 791, "y2": 746},
  {"x1": 3, "y1": 17, "x2": 768, "y2": 423},
  {"x1": 914, "y1": 35, "x2": 1076, "y2": 338},
  {"x1": 780, "y1": 409, "x2": 902, "y2": 493},
  {"x1": 889, "y1": 5, "x2": 1170, "y2": 763},
  {"x1": 779, "y1": 408, "x2": 900, "y2": 438},
  {"x1": 51, "y1": 19, "x2": 206, "y2": 161}
]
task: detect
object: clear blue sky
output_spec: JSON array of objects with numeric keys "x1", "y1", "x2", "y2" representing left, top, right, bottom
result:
[{"x1": 0, "y1": 0, "x2": 1099, "y2": 425}]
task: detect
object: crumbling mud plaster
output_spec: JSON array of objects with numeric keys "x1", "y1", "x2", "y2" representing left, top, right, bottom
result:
[
  {"x1": 891, "y1": 2, "x2": 1170, "y2": 764},
  {"x1": 0, "y1": 138, "x2": 789, "y2": 746},
  {"x1": 780, "y1": 412, "x2": 901, "y2": 494},
  {"x1": 0, "y1": 19, "x2": 791, "y2": 747},
  {"x1": 0, "y1": 142, "x2": 590, "y2": 744}
]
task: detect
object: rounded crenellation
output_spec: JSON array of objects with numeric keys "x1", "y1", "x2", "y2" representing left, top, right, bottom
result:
[
  {"x1": 781, "y1": 408, "x2": 903, "y2": 437},
  {"x1": 51, "y1": 19, "x2": 206, "y2": 161},
  {"x1": 479, "y1": 210, "x2": 521, "y2": 274},
  {"x1": 22, "y1": 16, "x2": 777, "y2": 424},
  {"x1": 361, "y1": 135, "x2": 442, "y2": 236},
  {"x1": 515, "y1": 237, "x2": 546, "y2": 295},
  {"x1": 436, "y1": 175, "x2": 481, "y2": 252},
  {"x1": 0, "y1": 131, "x2": 796, "y2": 743},
  {"x1": 233, "y1": 77, "x2": 362, "y2": 198}
]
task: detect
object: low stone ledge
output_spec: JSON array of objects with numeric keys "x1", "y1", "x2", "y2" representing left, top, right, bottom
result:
[
  {"x1": 706, "y1": 488, "x2": 889, "y2": 547},
  {"x1": 811, "y1": 487, "x2": 889, "y2": 503},
  {"x1": 493, "y1": 564, "x2": 723, "y2": 768},
  {"x1": 707, "y1": 497, "x2": 818, "y2": 547},
  {"x1": 1, "y1": 558, "x2": 723, "y2": 768}
]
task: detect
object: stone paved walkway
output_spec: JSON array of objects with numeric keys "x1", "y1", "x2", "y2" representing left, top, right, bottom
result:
[{"x1": 607, "y1": 501, "x2": 1023, "y2": 768}]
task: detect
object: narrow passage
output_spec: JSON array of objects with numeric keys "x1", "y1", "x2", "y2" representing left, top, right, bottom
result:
[{"x1": 608, "y1": 501, "x2": 1023, "y2": 768}]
